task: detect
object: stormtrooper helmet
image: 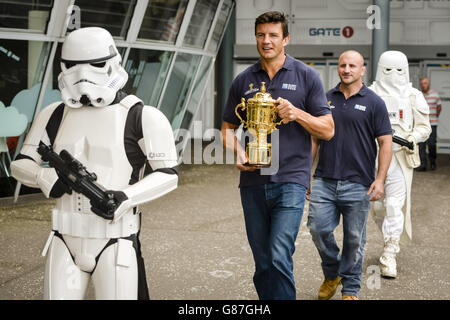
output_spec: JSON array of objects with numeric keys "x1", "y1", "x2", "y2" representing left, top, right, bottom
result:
[
  {"x1": 58, "y1": 27, "x2": 128, "y2": 108},
  {"x1": 375, "y1": 50, "x2": 410, "y2": 87}
]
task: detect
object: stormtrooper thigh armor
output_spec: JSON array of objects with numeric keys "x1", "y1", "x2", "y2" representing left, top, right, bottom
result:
[
  {"x1": 44, "y1": 235, "x2": 138, "y2": 299},
  {"x1": 380, "y1": 156, "x2": 406, "y2": 244}
]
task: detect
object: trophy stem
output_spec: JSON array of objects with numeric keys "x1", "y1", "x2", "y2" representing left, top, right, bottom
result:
[{"x1": 247, "y1": 129, "x2": 271, "y2": 167}]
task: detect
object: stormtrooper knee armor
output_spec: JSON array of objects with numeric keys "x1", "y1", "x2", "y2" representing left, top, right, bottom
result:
[{"x1": 11, "y1": 27, "x2": 179, "y2": 299}]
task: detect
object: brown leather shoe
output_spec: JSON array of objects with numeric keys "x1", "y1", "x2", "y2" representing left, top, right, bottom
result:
[
  {"x1": 342, "y1": 294, "x2": 360, "y2": 300},
  {"x1": 318, "y1": 276, "x2": 342, "y2": 300}
]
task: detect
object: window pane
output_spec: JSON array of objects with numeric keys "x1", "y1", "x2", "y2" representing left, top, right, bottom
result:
[
  {"x1": 0, "y1": 39, "x2": 54, "y2": 119},
  {"x1": 183, "y1": 0, "x2": 219, "y2": 48},
  {"x1": 71, "y1": 0, "x2": 137, "y2": 38},
  {"x1": 123, "y1": 49, "x2": 173, "y2": 107},
  {"x1": 138, "y1": 0, "x2": 188, "y2": 43},
  {"x1": 0, "y1": 39, "x2": 56, "y2": 184},
  {"x1": 0, "y1": 0, "x2": 53, "y2": 32},
  {"x1": 180, "y1": 57, "x2": 212, "y2": 130},
  {"x1": 208, "y1": 0, "x2": 233, "y2": 52},
  {"x1": 159, "y1": 52, "x2": 201, "y2": 126}
]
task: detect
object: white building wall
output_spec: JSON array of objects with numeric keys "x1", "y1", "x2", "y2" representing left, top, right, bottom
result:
[{"x1": 236, "y1": 0, "x2": 450, "y2": 46}]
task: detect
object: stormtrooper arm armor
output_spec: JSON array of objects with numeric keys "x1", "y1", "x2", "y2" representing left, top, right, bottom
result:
[
  {"x1": 113, "y1": 106, "x2": 178, "y2": 222},
  {"x1": 10, "y1": 102, "x2": 65, "y2": 197},
  {"x1": 409, "y1": 90, "x2": 432, "y2": 144}
]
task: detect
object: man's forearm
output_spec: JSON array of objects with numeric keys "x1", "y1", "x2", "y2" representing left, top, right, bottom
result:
[
  {"x1": 296, "y1": 111, "x2": 334, "y2": 141},
  {"x1": 311, "y1": 136, "x2": 319, "y2": 162},
  {"x1": 221, "y1": 122, "x2": 246, "y2": 163},
  {"x1": 376, "y1": 136, "x2": 393, "y2": 182}
]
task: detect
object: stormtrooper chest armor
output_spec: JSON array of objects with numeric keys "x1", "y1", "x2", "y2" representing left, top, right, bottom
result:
[
  {"x1": 51, "y1": 104, "x2": 140, "y2": 239},
  {"x1": 378, "y1": 94, "x2": 413, "y2": 133}
]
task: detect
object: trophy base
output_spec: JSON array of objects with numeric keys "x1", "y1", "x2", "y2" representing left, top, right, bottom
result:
[
  {"x1": 246, "y1": 143, "x2": 271, "y2": 169},
  {"x1": 243, "y1": 163, "x2": 271, "y2": 169}
]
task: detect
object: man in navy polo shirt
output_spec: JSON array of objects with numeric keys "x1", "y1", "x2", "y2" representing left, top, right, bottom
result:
[
  {"x1": 307, "y1": 50, "x2": 392, "y2": 300},
  {"x1": 221, "y1": 11, "x2": 334, "y2": 300}
]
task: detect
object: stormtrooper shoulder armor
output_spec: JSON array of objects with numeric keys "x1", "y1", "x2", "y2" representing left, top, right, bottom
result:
[
  {"x1": 141, "y1": 105, "x2": 178, "y2": 170},
  {"x1": 18, "y1": 101, "x2": 65, "y2": 162},
  {"x1": 409, "y1": 87, "x2": 430, "y2": 115}
]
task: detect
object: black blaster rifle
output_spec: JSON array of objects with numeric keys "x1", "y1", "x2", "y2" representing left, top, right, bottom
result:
[
  {"x1": 37, "y1": 142, "x2": 120, "y2": 220},
  {"x1": 392, "y1": 135, "x2": 414, "y2": 151}
]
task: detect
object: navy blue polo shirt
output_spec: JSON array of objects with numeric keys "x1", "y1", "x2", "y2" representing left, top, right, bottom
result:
[
  {"x1": 223, "y1": 54, "x2": 331, "y2": 189},
  {"x1": 314, "y1": 83, "x2": 392, "y2": 187}
]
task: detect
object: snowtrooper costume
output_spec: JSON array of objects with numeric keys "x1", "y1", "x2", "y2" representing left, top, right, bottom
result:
[
  {"x1": 369, "y1": 51, "x2": 431, "y2": 278},
  {"x1": 10, "y1": 27, "x2": 178, "y2": 299}
]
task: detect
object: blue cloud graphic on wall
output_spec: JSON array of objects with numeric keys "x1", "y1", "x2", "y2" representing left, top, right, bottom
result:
[{"x1": 0, "y1": 106, "x2": 28, "y2": 137}]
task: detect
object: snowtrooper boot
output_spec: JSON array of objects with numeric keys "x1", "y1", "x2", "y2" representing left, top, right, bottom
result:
[{"x1": 379, "y1": 237, "x2": 400, "y2": 278}]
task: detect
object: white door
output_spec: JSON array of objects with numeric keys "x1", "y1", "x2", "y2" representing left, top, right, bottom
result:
[
  {"x1": 425, "y1": 62, "x2": 450, "y2": 154},
  {"x1": 303, "y1": 61, "x2": 327, "y2": 91}
]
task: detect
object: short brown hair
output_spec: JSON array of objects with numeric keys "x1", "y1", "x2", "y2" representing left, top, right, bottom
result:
[{"x1": 255, "y1": 11, "x2": 289, "y2": 38}]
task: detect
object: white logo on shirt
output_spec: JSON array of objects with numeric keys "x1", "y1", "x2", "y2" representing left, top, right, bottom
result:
[
  {"x1": 354, "y1": 104, "x2": 367, "y2": 111},
  {"x1": 244, "y1": 87, "x2": 259, "y2": 95},
  {"x1": 282, "y1": 83, "x2": 297, "y2": 91}
]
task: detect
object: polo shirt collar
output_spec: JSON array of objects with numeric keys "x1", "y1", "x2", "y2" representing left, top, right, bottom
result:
[
  {"x1": 332, "y1": 82, "x2": 369, "y2": 97},
  {"x1": 251, "y1": 54, "x2": 294, "y2": 72}
]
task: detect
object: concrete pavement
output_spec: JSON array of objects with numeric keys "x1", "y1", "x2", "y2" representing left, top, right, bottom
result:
[{"x1": 1, "y1": 155, "x2": 449, "y2": 300}]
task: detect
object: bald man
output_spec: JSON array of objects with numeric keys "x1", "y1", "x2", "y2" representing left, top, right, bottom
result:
[{"x1": 307, "y1": 50, "x2": 393, "y2": 300}]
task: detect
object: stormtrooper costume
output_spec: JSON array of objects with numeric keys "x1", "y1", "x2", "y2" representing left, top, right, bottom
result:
[
  {"x1": 10, "y1": 27, "x2": 178, "y2": 299},
  {"x1": 369, "y1": 51, "x2": 431, "y2": 278}
]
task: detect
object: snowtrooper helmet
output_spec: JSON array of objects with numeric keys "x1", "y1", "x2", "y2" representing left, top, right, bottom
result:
[
  {"x1": 375, "y1": 50, "x2": 410, "y2": 87},
  {"x1": 58, "y1": 27, "x2": 128, "y2": 108}
]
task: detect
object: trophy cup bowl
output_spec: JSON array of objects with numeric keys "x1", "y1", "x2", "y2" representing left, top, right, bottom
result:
[{"x1": 235, "y1": 82, "x2": 282, "y2": 168}]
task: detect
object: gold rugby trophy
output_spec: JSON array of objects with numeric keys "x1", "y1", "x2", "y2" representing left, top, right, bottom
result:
[{"x1": 235, "y1": 82, "x2": 283, "y2": 168}]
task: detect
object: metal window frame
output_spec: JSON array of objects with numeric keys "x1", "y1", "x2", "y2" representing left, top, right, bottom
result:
[
  {"x1": 175, "y1": 57, "x2": 215, "y2": 152},
  {"x1": 203, "y1": 0, "x2": 224, "y2": 52},
  {"x1": 117, "y1": 39, "x2": 215, "y2": 56},
  {"x1": 175, "y1": 0, "x2": 197, "y2": 48},
  {"x1": 32, "y1": 40, "x2": 60, "y2": 121},
  {"x1": 214, "y1": 0, "x2": 234, "y2": 56},
  {"x1": 156, "y1": 51, "x2": 178, "y2": 109},
  {"x1": 46, "y1": 0, "x2": 73, "y2": 38},
  {"x1": 125, "y1": 0, "x2": 148, "y2": 43},
  {"x1": 32, "y1": 0, "x2": 75, "y2": 120},
  {"x1": 172, "y1": 54, "x2": 209, "y2": 133}
]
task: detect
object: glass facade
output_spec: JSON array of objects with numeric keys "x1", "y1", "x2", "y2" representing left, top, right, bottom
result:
[
  {"x1": 180, "y1": 56, "x2": 213, "y2": 130},
  {"x1": 208, "y1": 0, "x2": 234, "y2": 52},
  {"x1": 0, "y1": 0, "x2": 235, "y2": 192},
  {"x1": 0, "y1": 39, "x2": 53, "y2": 121},
  {"x1": 70, "y1": 0, "x2": 137, "y2": 38},
  {"x1": 0, "y1": 0, "x2": 53, "y2": 32},
  {"x1": 159, "y1": 52, "x2": 202, "y2": 129},
  {"x1": 183, "y1": 0, "x2": 220, "y2": 48},
  {"x1": 138, "y1": 0, "x2": 189, "y2": 43},
  {"x1": 123, "y1": 49, "x2": 174, "y2": 107}
]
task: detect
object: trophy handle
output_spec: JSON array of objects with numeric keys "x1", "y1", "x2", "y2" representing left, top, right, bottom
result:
[
  {"x1": 274, "y1": 118, "x2": 284, "y2": 127},
  {"x1": 271, "y1": 107, "x2": 283, "y2": 130},
  {"x1": 235, "y1": 98, "x2": 247, "y2": 127}
]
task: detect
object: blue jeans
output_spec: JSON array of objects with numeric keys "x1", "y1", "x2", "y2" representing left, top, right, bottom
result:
[
  {"x1": 240, "y1": 182, "x2": 306, "y2": 300},
  {"x1": 307, "y1": 178, "x2": 370, "y2": 297}
]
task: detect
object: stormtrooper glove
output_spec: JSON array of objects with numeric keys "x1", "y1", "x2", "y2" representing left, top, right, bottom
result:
[{"x1": 90, "y1": 190, "x2": 131, "y2": 221}]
